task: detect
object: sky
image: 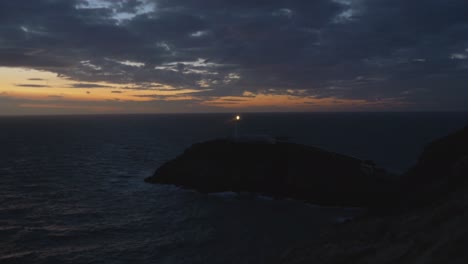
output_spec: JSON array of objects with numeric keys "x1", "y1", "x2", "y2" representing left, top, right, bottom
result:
[{"x1": 1, "y1": 0, "x2": 468, "y2": 115}]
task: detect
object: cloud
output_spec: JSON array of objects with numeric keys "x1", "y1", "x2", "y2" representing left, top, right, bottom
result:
[
  {"x1": 70, "y1": 83, "x2": 113, "y2": 88},
  {"x1": 0, "y1": 48, "x2": 71, "y2": 68},
  {"x1": 48, "y1": 95, "x2": 64, "y2": 99},
  {"x1": 15, "y1": 84, "x2": 50, "y2": 88},
  {"x1": 0, "y1": 0, "x2": 467, "y2": 110}
]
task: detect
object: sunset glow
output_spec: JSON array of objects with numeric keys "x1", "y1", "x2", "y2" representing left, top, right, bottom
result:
[{"x1": 0, "y1": 65, "x2": 409, "y2": 114}]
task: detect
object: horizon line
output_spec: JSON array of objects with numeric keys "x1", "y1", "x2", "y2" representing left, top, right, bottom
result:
[{"x1": 1, "y1": 110, "x2": 468, "y2": 118}]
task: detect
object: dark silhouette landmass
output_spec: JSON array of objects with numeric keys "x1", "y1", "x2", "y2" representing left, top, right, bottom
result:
[
  {"x1": 146, "y1": 126, "x2": 468, "y2": 209},
  {"x1": 401, "y1": 125, "x2": 468, "y2": 206},
  {"x1": 282, "y1": 125, "x2": 468, "y2": 264},
  {"x1": 145, "y1": 138, "x2": 396, "y2": 207}
]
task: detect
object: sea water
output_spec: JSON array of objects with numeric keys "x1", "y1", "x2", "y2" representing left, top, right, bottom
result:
[{"x1": 1, "y1": 112, "x2": 467, "y2": 263}]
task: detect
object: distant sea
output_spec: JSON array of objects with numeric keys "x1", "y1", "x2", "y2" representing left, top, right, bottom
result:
[{"x1": 1, "y1": 112, "x2": 467, "y2": 263}]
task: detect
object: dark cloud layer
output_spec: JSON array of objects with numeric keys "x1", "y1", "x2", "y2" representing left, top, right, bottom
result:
[
  {"x1": 70, "y1": 83, "x2": 113, "y2": 88},
  {"x1": 15, "y1": 84, "x2": 50, "y2": 88},
  {"x1": 1, "y1": 0, "x2": 468, "y2": 110}
]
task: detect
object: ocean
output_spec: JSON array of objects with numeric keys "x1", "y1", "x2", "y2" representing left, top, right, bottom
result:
[{"x1": 1, "y1": 112, "x2": 467, "y2": 263}]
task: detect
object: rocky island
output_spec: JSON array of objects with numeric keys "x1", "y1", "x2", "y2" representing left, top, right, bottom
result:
[
  {"x1": 146, "y1": 125, "x2": 468, "y2": 208},
  {"x1": 145, "y1": 137, "x2": 398, "y2": 208}
]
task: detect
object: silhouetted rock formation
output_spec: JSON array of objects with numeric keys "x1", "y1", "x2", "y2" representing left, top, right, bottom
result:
[
  {"x1": 145, "y1": 139, "x2": 396, "y2": 207},
  {"x1": 282, "y1": 125, "x2": 468, "y2": 264},
  {"x1": 402, "y1": 125, "x2": 468, "y2": 206}
]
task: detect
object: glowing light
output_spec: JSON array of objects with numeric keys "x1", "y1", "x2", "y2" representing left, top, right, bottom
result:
[{"x1": 236, "y1": 115, "x2": 240, "y2": 121}]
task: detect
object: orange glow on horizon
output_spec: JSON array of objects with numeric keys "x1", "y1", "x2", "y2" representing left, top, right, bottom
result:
[
  {"x1": 18, "y1": 103, "x2": 121, "y2": 112},
  {"x1": 0, "y1": 67, "x2": 409, "y2": 114},
  {"x1": 0, "y1": 67, "x2": 204, "y2": 103},
  {"x1": 202, "y1": 93, "x2": 409, "y2": 110}
]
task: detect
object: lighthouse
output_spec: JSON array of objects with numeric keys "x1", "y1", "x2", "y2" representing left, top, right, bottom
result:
[{"x1": 234, "y1": 115, "x2": 241, "y2": 138}]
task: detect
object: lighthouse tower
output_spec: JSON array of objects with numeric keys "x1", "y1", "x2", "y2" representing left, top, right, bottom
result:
[{"x1": 234, "y1": 115, "x2": 240, "y2": 139}]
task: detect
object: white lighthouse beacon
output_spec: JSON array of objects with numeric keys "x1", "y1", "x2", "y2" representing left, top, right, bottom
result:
[{"x1": 234, "y1": 115, "x2": 241, "y2": 139}]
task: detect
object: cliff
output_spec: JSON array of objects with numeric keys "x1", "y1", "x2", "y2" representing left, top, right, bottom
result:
[
  {"x1": 402, "y1": 125, "x2": 468, "y2": 206},
  {"x1": 282, "y1": 125, "x2": 468, "y2": 264}
]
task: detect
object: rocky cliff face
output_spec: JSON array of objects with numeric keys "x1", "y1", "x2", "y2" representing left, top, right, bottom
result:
[
  {"x1": 282, "y1": 168, "x2": 468, "y2": 264},
  {"x1": 402, "y1": 125, "x2": 468, "y2": 206},
  {"x1": 282, "y1": 125, "x2": 468, "y2": 264},
  {"x1": 145, "y1": 139, "x2": 396, "y2": 207}
]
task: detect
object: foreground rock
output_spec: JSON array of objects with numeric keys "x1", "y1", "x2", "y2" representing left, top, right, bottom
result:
[
  {"x1": 402, "y1": 125, "x2": 468, "y2": 206},
  {"x1": 282, "y1": 183, "x2": 468, "y2": 264},
  {"x1": 282, "y1": 125, "x2": 468, "y2": 264},
  {"x1": 145, "y1": 139, "x2": 396, "y2": 207}
]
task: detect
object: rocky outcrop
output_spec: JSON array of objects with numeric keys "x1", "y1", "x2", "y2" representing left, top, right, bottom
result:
[
  {"x1": 282, "y1": 174, "x2": 468, "y2": 264},
  {"x1": 408, "y1": 125, "x2": 468, "y2": 182},
  {"x1": 145, "y1": 139, "x2": 396, "y2": 207},
  {"x1": 402, "y1": 125, "x2": 468, "y2": 206},
  {"x1": 281, "y1": 125, "x2": 468, "y2": 264}
]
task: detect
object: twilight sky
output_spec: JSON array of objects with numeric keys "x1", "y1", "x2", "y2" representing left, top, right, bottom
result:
[{"x1": 1, "y1": 0, "x2": 468, "y2": 115}]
